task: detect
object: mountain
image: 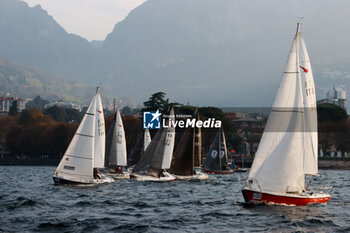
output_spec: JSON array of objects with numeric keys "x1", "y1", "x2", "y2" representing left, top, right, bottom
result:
[
  {"x1": 0, "y1": 56, "x2": 92, "y2": 102},
  {"x1": 1, "y1": 0, "x2": 350, "y2": 109},
  {"x1": 0, "y1": 0, "x2": 95, "y2": 81},
  {"x1": 98, "y1": 0, "x2": 350, "y2": 107}
]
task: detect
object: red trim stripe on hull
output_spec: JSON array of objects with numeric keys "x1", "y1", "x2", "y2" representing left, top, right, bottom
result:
[
  {"x1": 242, "y1": 189, "x2": 330, "y2": 206},
  {"x1": 204, "y1": 169, "x2": 235, "y2": 174}
]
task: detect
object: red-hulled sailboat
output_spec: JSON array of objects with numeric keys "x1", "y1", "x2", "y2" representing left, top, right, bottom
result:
[{"x1": 242, "y1": 22, "x2": 331, "y2": 206}]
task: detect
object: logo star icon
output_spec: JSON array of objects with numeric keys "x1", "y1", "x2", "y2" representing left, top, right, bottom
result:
[{"x1": 151, "y1": 110, "x2": 161, "y2": 122}]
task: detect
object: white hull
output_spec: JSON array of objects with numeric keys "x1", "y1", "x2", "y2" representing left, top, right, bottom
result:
[
  {"x1": 105, "y1": 171, "x2": 130, "y2": 179},
  {"x1": 174, "y1": 171, "x2": 208, "y2": 180},
  {"x1": 53, "y1": 173, "x2": 114, "y2": 184},
  {"x1": 131, "y1": 171, "x2": 176, "y2": 182}
]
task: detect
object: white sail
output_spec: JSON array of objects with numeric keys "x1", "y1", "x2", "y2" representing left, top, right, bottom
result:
[
  {"x1": 93, "y1": 89, "x2": 106, "y2": 168},
  {"x1": 54, "y1": 94, "x2": 97, "y2": 180},
  {"x1": 144, "y1": 128, "x2": 151, "y2": 151},
  {"x1": 248, "y1": 24, "x2": 306, "y2": 193},
  {"x1": 161, "y1": 108, "x2": 175, "y2": 169},
  {"x1": 115, "y1": 108, "x2": 127, "y2": 166},
  {"x1": 299, "y1": 35, "x2": 318, "y2": 175}
]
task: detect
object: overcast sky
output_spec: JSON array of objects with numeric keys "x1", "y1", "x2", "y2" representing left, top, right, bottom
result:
[{"x1": 22, "y1": 0, "x2": 147, "y2": 41}]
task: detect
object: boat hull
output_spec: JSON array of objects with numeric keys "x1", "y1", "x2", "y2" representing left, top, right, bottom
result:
[
  {"x1": 130, "y1": 171, "x2": 176, "y2": 182},
  {"x1": 234, "y1": 169, "x2": 247, "y2": 173},
  {"x1": 53, "y1": 173, "x2": 114, "y2": 185},
  {"x1": 242, "y1": 188, "x2": 330, "y2": 206},
  {"x1": 204, "y1": 169, "x2": 235, "y2": 174},
  {"x1": 174, "y1": 171, "x2": 208, "y2": 180},
  {"x1": 105, "y1": 171, "x2": 130, "y2": 179}
]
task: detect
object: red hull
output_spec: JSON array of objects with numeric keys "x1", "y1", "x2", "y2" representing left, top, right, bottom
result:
[
  {"x1": 204, "y1": 169, "x2": 235, "y2": 174},
  {"x1": 242, "y1": 189, "x2": 330, "y2": 206}
]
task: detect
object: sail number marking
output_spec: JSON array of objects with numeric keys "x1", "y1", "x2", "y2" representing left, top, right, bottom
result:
[{"x1": 252, "y1": 193, "x2": 262, "y2": 200}]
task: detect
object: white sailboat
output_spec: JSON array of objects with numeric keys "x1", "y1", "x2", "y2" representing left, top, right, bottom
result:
[
  {"x1": 131, "y1": 108, "x2": 176, "y2": 181},
  {"x1": 242, "y1": 22, "x2": 330, "y2": 205},
  {"x1": 104, "y1": 108, "x2": 130, "y2": 179},
  {"x1": 53, "y1": 88, "x2": 114, "y2": 184}
]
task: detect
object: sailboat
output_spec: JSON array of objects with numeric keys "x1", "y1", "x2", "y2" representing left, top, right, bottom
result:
[
  {"x1": 53, "y1": 88, "x2": 114, "y2": 184},
  {"x1": 131, "y1": 108, "x2": 176, "y2": 181},
  {"x1": 128, "y1": 128, "x2": 152, "y2": 167},
  {"x1": 170, "y1": 111, "x2": 208, "y2": 180},
  {"x1": 204, "y1": 128, "x2": 235, "y2": 174},
  {"x1": 242, "y1": 22, "x2": 331, "y2": 205},
  {"x1": 104, "y1": 108, "x2": 130, "y2": 179}
]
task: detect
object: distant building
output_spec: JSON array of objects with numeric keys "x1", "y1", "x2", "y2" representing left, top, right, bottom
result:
[
  {"x1": 319, "y1": 86, "x2": 347, "y2": 110},
  {"x1": 231, "y1": 113, "x2": 266, "y2": 133},
  {"x1": 43, "y1": 100, "x2": 82, "y2": 111},
  {"x1": 0, "y1": 97, "x2": 25, "y2": 114}
]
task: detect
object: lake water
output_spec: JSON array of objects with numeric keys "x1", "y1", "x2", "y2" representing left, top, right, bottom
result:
[{"x1": 0, "y1": 166, "x2": 349, "y2": 232}]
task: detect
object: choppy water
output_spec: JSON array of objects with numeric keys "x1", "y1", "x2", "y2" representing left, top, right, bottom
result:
[{"x1": 0, "y1": 166, "x2": 349, "y2": 232}]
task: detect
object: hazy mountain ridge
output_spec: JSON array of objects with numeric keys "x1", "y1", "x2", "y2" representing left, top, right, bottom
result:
[
  {"x1": 1, "y1": 0, "x2": 350, "y2": 109},
  {"x1": 0, "y1": 0, "x2": 95, "y2": 81},
  {"x1": 98, "y1": 0, "x2": 350, "y2": 107},
  {"x1": 0, "y1": 56, "x2": 92, "y2": 102}
]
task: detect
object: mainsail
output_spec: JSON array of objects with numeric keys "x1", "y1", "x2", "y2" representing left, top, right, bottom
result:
[
  {"x1": 247, "y1": 23, "x2": 308, "y2": 193},
  {"x1": 54, "y1": 93, "x2": 97, "y2": 180},
  {"x1": 133, "y1": 108, "x2": 176, "y2": 177},
  {"x1": 133, "y1": 129, "x2": 166, "y2": 175},
  {"x1": 94, "y1": 88, "x2": 105, "y2": 168},
  {"x1": 128, "y1": 129, "x2": 152, "y2": 166},
  {"x1": 105, "y1": 108, "x2": 127, "y2": 167},
  {"x1": 204, "y1": 129, "x2": 228, "y2": 171},
  {"x1": 170, "y1": 127, "x2": 195, "y2": 176}
]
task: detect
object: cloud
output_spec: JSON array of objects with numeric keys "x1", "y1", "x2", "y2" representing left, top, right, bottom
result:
[{"x1": 22, "y1": 0, "x2": 147, "y2": 41}]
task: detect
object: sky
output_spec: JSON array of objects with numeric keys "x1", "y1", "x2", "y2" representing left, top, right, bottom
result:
[{"x1": 22, "y1": 0, "x2": 148, "y2": 41}]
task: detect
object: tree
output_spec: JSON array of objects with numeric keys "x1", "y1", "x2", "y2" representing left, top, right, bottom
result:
[
  {"x1": 143, "y1": 92, "x2": 168, "y2": 112},
  {"x1": 25, "y1": 96, "x2": 49, "y2": 110},
  {"x1": 17, "y1": 109, "x2": 52, "y2": 126},
  {"x1": 65, "y1": 108, "x2": 82, "y2": 122},
  {"x1": 121, "y1": 106, "x2": 132, "y2": 115},
  {"x1": 8, "y1": 100, "x2": 18, "y2": 116},
  {"x1": 317, "y1": 103, "x2": 347, "y2": 122},
  {"x1": 45, "y1": 106, "x2": 67, "y2": 122}
]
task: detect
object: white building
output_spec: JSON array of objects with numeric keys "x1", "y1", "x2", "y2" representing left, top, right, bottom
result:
[
  {"x1": 0, "y1": 97, "x2": 25, "y2": 114},
  {"x1": 325, "y1": 86, "x2": 347, "y2": 110},
  {"x1": 43, "y1": 100, "x2": 82, "y2": 111}
]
